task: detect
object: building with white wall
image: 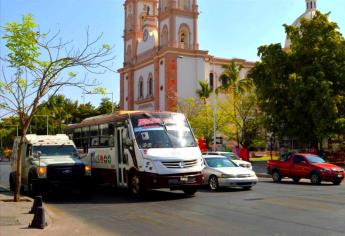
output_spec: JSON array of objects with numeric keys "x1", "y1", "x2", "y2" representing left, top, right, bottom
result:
[{"x1": 118, "y1": 0, "x2": 254, "y2": 112}]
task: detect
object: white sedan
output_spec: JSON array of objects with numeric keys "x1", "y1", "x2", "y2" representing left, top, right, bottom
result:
[{"x1": 202, "y1": 155, "x2": 258, "y2": 191}]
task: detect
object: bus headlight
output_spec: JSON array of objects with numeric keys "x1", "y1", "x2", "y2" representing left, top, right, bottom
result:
[
  {"x1": 85, "y1": 165, "x2": 92, "y2": 176},
  {"x1": 37, "y1": 166, "x2": 47, "y2": 178}
]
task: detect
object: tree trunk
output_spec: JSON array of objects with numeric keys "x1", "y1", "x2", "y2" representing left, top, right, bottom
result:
[{"x1": 14, "y1": 135, "x2": 25, "y2": 202}]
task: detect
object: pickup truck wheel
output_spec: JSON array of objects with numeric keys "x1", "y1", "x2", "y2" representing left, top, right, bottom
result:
[
  {"x1": 209, "y1": 176, "x2": 219, "y2": 191},
  {"x1": 310, "y1": 173, "x2": 321, "y2": 185},
  {"x1": 272, "y1": 171, "x2": 281, "y2": 183},
  {"x1": 292, "y1": 177, "x2": 300, "y2": 183}
]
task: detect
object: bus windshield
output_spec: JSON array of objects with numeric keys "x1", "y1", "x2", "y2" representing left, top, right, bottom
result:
[
  {"x1": 131, "y1": 113, "x2": 197, "y2": 149},
  {"x1": 32, "y1": 145, "x2": 77, "y2": 157}
]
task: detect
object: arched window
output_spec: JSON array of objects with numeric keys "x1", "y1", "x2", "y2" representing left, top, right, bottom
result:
[
  {"x1": 138, "y1": 77, "x2": 144, "y2": 99},
  {"x1": 161, "y1": 25, "x2": 168, "y2": 47},
  {"x1": 178, "y1": 24, "x2": 190, "y2": 49},
  {"x1": 147, "y1": 73, "x2": 153, "y2": 97},
  {"x1": 209, "y1": 73, "x2": 214, "y2": 91}
]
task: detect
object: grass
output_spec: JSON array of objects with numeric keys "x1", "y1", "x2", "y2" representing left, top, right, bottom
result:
[{"x1": 250, "y1": 155, "x2": 280, "y2": 161}]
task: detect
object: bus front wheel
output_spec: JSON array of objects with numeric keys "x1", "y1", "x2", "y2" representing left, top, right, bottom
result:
[{"x1": 129, "y1": 172, "x2": 145, "y2": 196}]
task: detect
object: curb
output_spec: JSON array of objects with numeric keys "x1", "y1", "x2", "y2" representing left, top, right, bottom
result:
[{"x1": 256, "y1": 173, "x2": 271, "y2": 178}]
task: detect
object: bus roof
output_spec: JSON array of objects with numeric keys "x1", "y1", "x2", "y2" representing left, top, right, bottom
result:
[{"x1": 66, "y1": 110, "x2": 183, "y2": 130}]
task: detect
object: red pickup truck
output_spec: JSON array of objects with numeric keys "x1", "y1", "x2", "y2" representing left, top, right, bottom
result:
[{"x1": 267, "y1": 153, "x2": 344, "y2": 185}]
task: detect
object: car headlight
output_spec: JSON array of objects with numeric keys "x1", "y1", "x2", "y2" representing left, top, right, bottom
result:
[
  {"x1": 37, "y1": 166, "x2": 47, "y2": 178},
  {"x1": 221, "y1": 173, "x2": 236, "y2": 178},
  {"x1": 85, "y1": 165, "x2": 92, "y2": 176}
]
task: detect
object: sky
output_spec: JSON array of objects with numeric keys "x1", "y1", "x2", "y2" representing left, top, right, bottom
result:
[{"x1": 1, "y1": 0, "x2": 345, "y2": 108}]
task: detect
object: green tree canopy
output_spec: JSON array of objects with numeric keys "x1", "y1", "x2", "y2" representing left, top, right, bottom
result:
[{"x1": 250, "y1": 12, "x2": 345, "y2": 145}]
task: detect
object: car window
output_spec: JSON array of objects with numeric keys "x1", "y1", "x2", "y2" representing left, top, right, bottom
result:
[
  {"x1": 205, "y1": 158, "x2": 237, "y2": 168},
  {"x1": 293, "y1": 155, "x2": 305, "y2": 164}
]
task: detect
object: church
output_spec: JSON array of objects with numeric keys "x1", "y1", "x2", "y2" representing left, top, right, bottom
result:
[
  {"x1": 118, "y1": 0, "x2": 254, "y2": 112},
  {"x1": 118, "y1": 0, "x2": 320, "y2": 112}
]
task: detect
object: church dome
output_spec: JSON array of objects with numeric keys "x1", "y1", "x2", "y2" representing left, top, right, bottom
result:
[{"x1": 285, "y1": 0, "x2": 318, "y2": 48}]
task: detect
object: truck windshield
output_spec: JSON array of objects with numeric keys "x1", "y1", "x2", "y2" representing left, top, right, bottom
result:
[
  {"x1": 32, "y1": 145, "x2": 77, "y2": 157},
  {"x1": 131, "y1": 113, "x2": 197, "y2": 149}
]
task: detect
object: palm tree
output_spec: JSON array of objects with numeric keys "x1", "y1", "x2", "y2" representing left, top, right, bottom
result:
[
  {"x1": 217, "y1": 61, "x2": 253, "y2": 146},
  {"x1": 196, "y1": 80, "x2": 212, "y2": 104}
]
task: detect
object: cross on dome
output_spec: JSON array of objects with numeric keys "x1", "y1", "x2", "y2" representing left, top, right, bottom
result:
[{"x1": 305, "y1": 0, "x2": 317, "y2": 11}]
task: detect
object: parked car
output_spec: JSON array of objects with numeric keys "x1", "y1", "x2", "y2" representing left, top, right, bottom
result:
[
  {"x1": 267, "y1": 153, "x2": 344, "y2": 185},
  {"x1": 202, "y1": 155, "x2": 258, "y2": 191},
  {"x1": 203, "y1": 151, "x2": 252, "y2": 169}
]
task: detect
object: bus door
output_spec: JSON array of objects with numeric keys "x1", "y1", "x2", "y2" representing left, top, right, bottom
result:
[{"x1": 115, "y1": 124, "x2": 128, "y2": 187}]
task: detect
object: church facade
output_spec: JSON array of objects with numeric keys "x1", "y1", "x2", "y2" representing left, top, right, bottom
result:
[{"x1": 118, "y1": 0, "x2": 254, "y2": 112}]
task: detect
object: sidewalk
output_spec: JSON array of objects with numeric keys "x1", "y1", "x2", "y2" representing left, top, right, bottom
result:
[
  {"x1": 0, "y1": 188, "x2": 49, "y2": 236},
  {"x1": 0, "y1": 187, "x2": 118, "y2": 236}
]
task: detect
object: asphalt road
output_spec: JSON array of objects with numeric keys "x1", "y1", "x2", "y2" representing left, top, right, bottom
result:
[
  {"x1": 2, "y1": 162, "x2": 345, "y2": 236},
  {"x1": 46, "y1": 179, "x2": 345, "y2": 236}
]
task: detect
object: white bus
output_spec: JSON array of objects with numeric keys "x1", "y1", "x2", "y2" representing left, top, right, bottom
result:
[{"x1": 65, "y1": 111, "x2": 204, "y2": 195}]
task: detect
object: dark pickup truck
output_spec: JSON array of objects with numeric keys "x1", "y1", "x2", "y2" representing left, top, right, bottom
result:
[{"x1": 267, "y1": 153, "x2": 344, "y2": 185}]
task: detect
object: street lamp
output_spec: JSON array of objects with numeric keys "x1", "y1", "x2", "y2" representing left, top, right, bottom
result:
[
  {"x1": 211, "y1": 57, "x2": 217, "y2": 151},
  {"x1": 84, "y1": 91, "x2": 114, "y2": 113}
]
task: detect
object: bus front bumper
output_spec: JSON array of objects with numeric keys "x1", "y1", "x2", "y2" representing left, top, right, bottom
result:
[{"x1": 141, "y1": 171, "x2": 204, "y2": 190}]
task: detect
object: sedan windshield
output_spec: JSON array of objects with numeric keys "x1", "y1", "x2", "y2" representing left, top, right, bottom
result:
[
  {"x1": 205, "y1": 158, "x2": 237, "y2": 168},
  {"x1": 305, "y1": 155, "x2": 325, "y2": 163},
  {"x1": 32, "y1": 145, "x2": 77, "y2": 157},
  {"x1": 131, "y1": 113, "x2": 196, "y2": 149}
]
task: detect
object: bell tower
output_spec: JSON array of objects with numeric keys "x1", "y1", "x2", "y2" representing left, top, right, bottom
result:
[
  {"x1": 124, "y1": 0, "x2": 158, "y2": 66},
  {"x1": 305, "y1": 0, "x2": 317, "y2": 11},
  {"x1": 158, "y1": 0, "x2": 199, "y2": 50}
]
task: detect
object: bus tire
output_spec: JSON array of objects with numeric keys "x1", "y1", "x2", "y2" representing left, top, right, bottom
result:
[{"x1": 128, "y1": 172, "x2": 145, "y2": 196}]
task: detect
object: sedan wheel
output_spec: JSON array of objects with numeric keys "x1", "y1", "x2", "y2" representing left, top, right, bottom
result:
[
  {"x1": 310, "y1": 173, "x2": 321, "y2": 185},
  {"x1": 209, "y1": 176, "x2": 219, "y2": 191}
]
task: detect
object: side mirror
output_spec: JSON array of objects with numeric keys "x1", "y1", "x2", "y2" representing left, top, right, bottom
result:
[{"x1": 34, "y1": 151, "x2": 42, "y2": 159}]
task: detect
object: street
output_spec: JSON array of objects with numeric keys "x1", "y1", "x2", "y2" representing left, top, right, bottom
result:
[{"x1": 2, "y1": 162, "x2": 345, "y2": 236}]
